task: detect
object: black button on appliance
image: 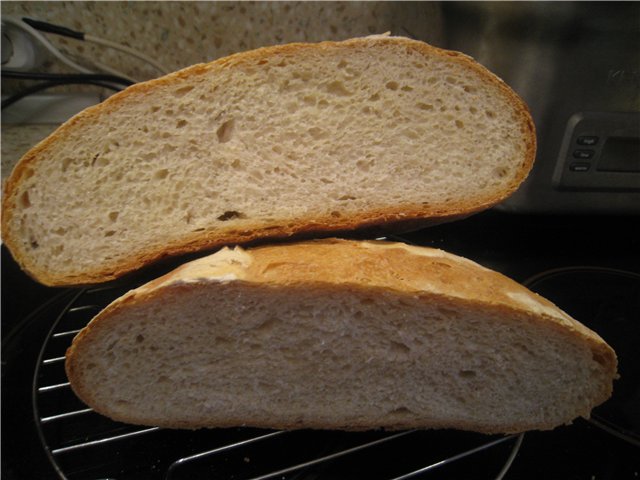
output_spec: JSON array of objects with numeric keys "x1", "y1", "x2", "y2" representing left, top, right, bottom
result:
[
  {"x1": 569, "y1": 162, "x2": 591, "y2": 172},
  {"x1": 573, "y1": 149, "x2": 595, "y2": 159},
  {"x1": 577, "y1": 136, "x2": 599, "y2": 146}
]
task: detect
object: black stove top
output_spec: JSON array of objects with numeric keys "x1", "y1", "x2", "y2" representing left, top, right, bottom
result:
[{"x1": 3, "y1": 211, "x2": 639, "y2": 479}]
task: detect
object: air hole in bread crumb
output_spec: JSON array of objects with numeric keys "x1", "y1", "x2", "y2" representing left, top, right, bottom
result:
[
  {"x1": 337, "y1": 59, "x2": 348, "y2": 69},
  {"x1": 493, "y1": 167, "x2": 508, "y2": 179},
  {"x1": 385, "y1": 81, "x2": 399, "y2": 91},
  {"x1": 135, "y1": 334, "x2": 145, "y2": 343},
  {"x1": 325, "y1": 80, "x2": 352, "y2": 96},
  {"x1": 469, "y1": 106, "x2": 478, "y2": 114},
  {"x1": 154, "y1": 169, "x2": 169, "y2": 180},
  {"x1": 302, "y1": 95, "x2": 316, "y2": 106},
  {"x1": 217, "y1": 118, "x2": 235, "y2": 143},
  {"x1": 330, "y1": 211, "x2": 342, "y2": 218},
  {"x1": 215, "y1": 336, "x2": 231, "y2": 345},
  {"x1": 455, "y1": 120, "x2": 464, "y2": 129},
  {"x1": 515, "y1": 343, "x2": 534, "y2": 355},
  {"x1": 19, "y1": 190, "x2": 31, "y2": 208},
  {"x1": 389, "y1": 340, "x2": 411, "y2": 355},
  {"x1": 174, "y1": 85, "x2": 194, "y2": 97},
  {"x1": 436, "y1": 307, "x2": 459, "y2": 319},
  {"x1": 388, "y1": 406, "x2": 412, "y2": 416},
  {"x1": 108, "y1": 211, "x2": 119, "y2": 222},
  {"x1": 308, "y1": 127, "x2": 326, "y2": 139},
  {"x1": 176, "y1": 119, "x2": 188, "y2": 128},
  {"x1": 458, "y1": 370, "x2": 477, "y2": 378},
  {"x1": 417, "y1": 103, "x2": 434, "y2": 111},
  {"x1": 453, "y1": 394, "x2": 468, "y2": 405},
  {"x1": 217, "y1": 210, "x2": 244, "y2": 221},
  {"x1": 403, "y1": 130, "x2": 419, "y2": 140},
  {"x1": 61, "y1": 158, "x2": 73, "y2": 172},
  {"x1": 486, "y1": 110, "x2": 497, "y2": 119},
  {"x1": 255, "y1": 317, "x2": 279, "y2": 336},
  {"x1": 401, "y1": 85, "x2": 413, "y2": 92},
  {"x1": 356, "y1": 159, "x2": 372, "y2": 172},
  {"x1": 104, "y1": 230, "x2": 116, "y2": 237},
  {"x1": 29, "y1": 238, "x2": 39, "y2": 249},
  {"x1": 23, "y1": 168, "x2": 35, "y2": 179}
]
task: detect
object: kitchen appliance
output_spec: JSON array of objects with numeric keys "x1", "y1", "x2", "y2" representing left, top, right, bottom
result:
[
  {"x1": 442, "y1": 2, "x2": 640, "y2": 213},
  {"x1": 2, "y1": 2, "x2": 639, "y2": 479}
]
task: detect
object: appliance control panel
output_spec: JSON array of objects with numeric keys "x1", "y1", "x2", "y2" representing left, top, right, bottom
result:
[{"x1": 554, "y1": 112, "x2": 640, "y2": 191}]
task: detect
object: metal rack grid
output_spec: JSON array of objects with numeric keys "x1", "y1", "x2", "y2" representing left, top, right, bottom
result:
[{"x1": 33, "y1": 282, "x2": 525, "y2": 480}]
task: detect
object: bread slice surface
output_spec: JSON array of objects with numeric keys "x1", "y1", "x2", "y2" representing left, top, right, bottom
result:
[
  {"x1": 65, "y1": 239, "x2": 616, "y2": 434},
  {"x1": 2, "y1": 35, "x2": 535, "y2": 286}
]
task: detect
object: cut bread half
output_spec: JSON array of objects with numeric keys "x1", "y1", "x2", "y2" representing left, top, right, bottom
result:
[
  {"x1": 65, "y1": 239, "x2": 616, "y2": 434},
  {"x1": 2, "y1": 35, "x2": 535, "y2": 286}
]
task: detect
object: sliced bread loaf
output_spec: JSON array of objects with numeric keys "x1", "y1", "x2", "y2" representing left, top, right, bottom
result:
[
  {"x1": 2, "y1": 35, "x2": 535, "y2": 286},
  {"x1": 65, "y1": 239, "x2": 616, "y2": 434}
]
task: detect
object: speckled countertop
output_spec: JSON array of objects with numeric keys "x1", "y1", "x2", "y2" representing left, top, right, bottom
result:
[{"x1": 1, "y1": 1, "x2": 444, "y2": 182}]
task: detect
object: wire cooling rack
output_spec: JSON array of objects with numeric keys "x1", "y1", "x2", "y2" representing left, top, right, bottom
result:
[{"x1": 34, "y1": 282, "x2": 524, "y2": 480}]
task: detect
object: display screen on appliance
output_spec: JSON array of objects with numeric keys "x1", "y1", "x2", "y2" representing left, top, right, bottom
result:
[{"x1": 598, "y1": 137, "x2": 640, "y2": 172}]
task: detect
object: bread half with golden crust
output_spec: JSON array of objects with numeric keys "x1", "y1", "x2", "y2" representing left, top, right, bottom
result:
[
  {"x1": 65, "y1": 239, "x2": 615, "y2": 434},
  {"x1": 2, "y1": 35, "x2": 535, "y2": 286}
]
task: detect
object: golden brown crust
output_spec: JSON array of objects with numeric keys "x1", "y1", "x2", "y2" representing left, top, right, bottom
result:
[
  {"x1": 2, "y1": 35, "x2": 536, "y2": 286},
  {"x1": 119, "y1": 238, "x2": 616, "y2": 350},
  {"x1": 65, "y1": 239, "x2": 616, "y2": 433}
]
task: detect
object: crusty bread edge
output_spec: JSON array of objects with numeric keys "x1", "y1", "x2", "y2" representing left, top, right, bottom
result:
[
  {"x1": 2, "y1": 35, "x2": 536, "y2": 286},
  {"x1": 65, "y1": 239, "x2": 615, "y2": 434}
]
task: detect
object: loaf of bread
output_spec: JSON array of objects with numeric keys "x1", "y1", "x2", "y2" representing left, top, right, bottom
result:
[
  {"x1": 2, "y1": 35, "x2": 535, "y2": 286},
  {"x1": 65, "y1": 239, "x2": 616, "y2": 434}
]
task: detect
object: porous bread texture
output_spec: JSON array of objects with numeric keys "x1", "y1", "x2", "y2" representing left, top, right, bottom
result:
[
  {"x1": 2, "y1": 35, "x2": 535, "y2": 286},
  {"x1": 66, "y1": 239, "x2": 616, "y2": 434}
]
